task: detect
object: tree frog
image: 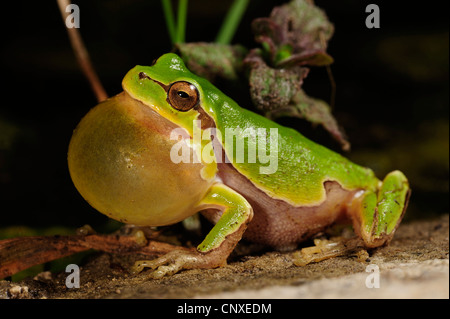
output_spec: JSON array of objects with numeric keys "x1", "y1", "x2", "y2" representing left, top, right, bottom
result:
[{"x1": 68, "y1": 53, "x2": 410, "y2": 278}]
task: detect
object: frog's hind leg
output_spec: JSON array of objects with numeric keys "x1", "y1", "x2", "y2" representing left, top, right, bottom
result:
[
  {"x1": 293, "y1": 171, "x2": 410, "y2": 266},
  {"x1": 348, "y1": 170, "x2": 411, "y2": 248}
]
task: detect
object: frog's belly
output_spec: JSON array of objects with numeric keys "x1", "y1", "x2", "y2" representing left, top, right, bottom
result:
[{"x1": 208, "y1": 163, "x2": 357, "y2": 250}]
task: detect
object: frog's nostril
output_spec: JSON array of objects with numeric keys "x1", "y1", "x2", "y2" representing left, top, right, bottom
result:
[{"x1": 139, "y1": 72, "x2": 149, "y2": 80}]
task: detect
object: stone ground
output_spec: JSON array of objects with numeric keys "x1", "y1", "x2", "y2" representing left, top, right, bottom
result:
[{"x1": 0, "y1": 215, "x2": 448, "y2": 299}]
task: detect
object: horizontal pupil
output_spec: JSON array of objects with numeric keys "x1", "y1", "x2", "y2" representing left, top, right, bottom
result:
[{"x1": 177, "y1": 91, "x2": 189, "y2": 99}]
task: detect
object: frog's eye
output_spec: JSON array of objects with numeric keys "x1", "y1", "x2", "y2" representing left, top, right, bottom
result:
[{"x1": 167, "y1": 81, "x2": 199, "y2": 112}]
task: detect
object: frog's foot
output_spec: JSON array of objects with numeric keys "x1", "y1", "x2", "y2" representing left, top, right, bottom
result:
[
  {"x1": 130, "y1": 183, "x2": 253, "y2": 279},
  {"x1": 293, "y1": 237, "x2": 367, "y2": 266},
  {"x1": 349, "y1": 170, "x2": 411, "y2": 248},
  {"x1": 130, "y1": 248, "x2": 228, "y2": 279}
]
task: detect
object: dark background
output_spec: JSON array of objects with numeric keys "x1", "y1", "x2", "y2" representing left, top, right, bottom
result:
[{"x1": 0, "y1": 0, "x2": 448, "y2": 232}]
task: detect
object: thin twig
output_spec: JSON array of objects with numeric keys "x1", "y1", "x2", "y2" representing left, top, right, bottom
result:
[
  {"x1": 326, "y1": 64, "x2": 336, "y2": 110},
  {"x1": 0, "y1": 234, "x2": 187, "y2": 279},
  {"x1": 57, "y1": 0, "x2": 108, "y2": 102},
  {"x1": 319, "y1": 31, "x2": 336, "y2": 110}
]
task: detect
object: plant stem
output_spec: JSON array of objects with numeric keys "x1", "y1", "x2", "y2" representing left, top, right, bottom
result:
[
  {"x1": 175, "y1": 0, "x2": 188, "y2": 44},
  {"x1": 215, "y1": 0, "x2": 249, "y2": 44},
  {"x1": 57, "y1": 0, "x2": 108, "y2": 102},
  {"x1": 161, "y1": 0, "x2": 177, "y2": 44}
]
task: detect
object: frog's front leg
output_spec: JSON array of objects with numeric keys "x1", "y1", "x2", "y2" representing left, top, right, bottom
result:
[
  {"x1": 130, "y1": 183, "x2": 253, "y2": 278},
  {"x1": 349, "y1": 170, "x2": 411, "y2": 248}
]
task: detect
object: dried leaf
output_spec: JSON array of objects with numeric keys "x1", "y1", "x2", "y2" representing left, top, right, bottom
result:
[
  {"x1": 269, "y1": 89, "x2": 350, "y2": 151},
  {"x1": 245, "y1": 50, "x2": 308, "y2": 112},
  {"x1": 252, "y1": 0, "x2": 334, "y2": 67},
  {"x1": 277, "y1": 50, "x2": 334, "y2": 68},
  {"x1": 176, "y1": 42, "x2": 248, "y2": 82}
]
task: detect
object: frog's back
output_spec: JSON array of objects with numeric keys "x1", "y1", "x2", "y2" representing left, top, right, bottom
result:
[{"x1": 210, "y1": 95, "x2": 379, "y2": 206}]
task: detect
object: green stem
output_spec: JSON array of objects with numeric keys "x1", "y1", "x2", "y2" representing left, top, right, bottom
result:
[
  {"x1": 215, "y1": 0, "x2": 250, "y2": 44},
  {"x1": 175, "y1": 0, "x2": 188, "y2": 44},
  {"x1": 161, "y1": 0, "x2": 177, "y2": 44}
]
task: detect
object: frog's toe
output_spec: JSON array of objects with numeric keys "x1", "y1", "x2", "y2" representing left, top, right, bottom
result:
[
  {"x1": 349, "y1": 170, "x2": 410, "y2": 248},
  {"x1": 130, "y1": 251, "x2": 177, "y2": 276},
  {"x1": 129, "y1": 249, "x2": 222, "y2": 278},
  {"x1": 150, "y1": 264, "x2": 183, "y2": 279},
  {"x1": 293, "y1": 237, "x2": 366, "y2": 266}
]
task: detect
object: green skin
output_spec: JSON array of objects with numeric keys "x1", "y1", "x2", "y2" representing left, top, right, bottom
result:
[{"x1": 68, "y1": 53, "x2": 410, "y2": 277}]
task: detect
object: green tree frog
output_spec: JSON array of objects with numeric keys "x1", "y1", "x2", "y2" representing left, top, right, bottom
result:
[{"x1": 68, "y1": 53, "x2": 410, "y2": 278}]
